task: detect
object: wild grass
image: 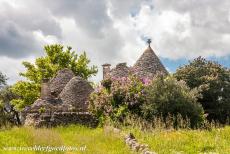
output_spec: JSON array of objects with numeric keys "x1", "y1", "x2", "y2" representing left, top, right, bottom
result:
[
  {"x1": 126, "y1": 126, "x2": 230, "y2": 154},
  {"x1": 1, "y1": 117, "x2": 230, "y2": 154},
  {"x1": 118, "y1": 115, "x2": 230, "y2": 154},
  {"x1": 0, "y1": 125, "x2": 132, "y2": 154}
]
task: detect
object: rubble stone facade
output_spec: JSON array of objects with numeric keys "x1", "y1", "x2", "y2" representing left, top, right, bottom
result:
[{"x1": 22, "y1": 69, "x2": 98, "y2": 127}]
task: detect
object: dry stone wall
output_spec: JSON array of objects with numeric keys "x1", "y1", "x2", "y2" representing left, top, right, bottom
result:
[{"x1": 24, "y1": 111, "x2": 98, "y2": 128}]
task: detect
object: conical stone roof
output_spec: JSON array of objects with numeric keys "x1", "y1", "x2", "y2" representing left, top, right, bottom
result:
[
  {"x1": 110, "y1": 63, "x2": 130, "y2": 78},
  {"x1": 59, "y1": 76, "x2": 93, "y2": 112},
  {"x1": 49, "y1": 68, "x2": 75, "y2": 97},
  {"x1": 132, "y1": 45, "x2": 168, "y2": 78}
]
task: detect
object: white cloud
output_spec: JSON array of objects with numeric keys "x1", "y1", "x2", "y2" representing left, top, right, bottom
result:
[
  {"x1": 0, "y1": 0, "x2": 230, "y2": 84},
  {"x1": 33, "y1": 30, "x2": 59, "y2": 45},
  {"x1": 0, "y1": 56, "x2": 35, "y2": 84}
]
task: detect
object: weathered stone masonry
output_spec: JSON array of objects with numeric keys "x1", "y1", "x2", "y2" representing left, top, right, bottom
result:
[
  {"x1": 102, "y1": 40, "x2": 168, "y2": 80},
  {"x1": 22, "y1": 69, "x2": 98, "y2": 127}
]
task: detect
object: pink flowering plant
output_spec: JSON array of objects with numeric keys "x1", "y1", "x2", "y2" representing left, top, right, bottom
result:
[
  {"x1": 89, "y1": 75, "x2": 205, "y2": 128},
  {"x1": 89, "y1": 75, "x2": 148, "y2": 124}
]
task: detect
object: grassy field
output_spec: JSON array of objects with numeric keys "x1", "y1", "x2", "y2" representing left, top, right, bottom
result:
[
  {"x1": 0, "y1": 125, "x2": 132, "y2": 154},
  {"x1": 127, "y1": 126, "x2": 230, "y2": 154},
  {"x1": 1, "y1": 125, "x2": 230, "y2": 154}
]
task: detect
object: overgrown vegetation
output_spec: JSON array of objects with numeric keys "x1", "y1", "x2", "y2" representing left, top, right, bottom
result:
[
  {"x1": 142, "y1": 76, "x2": 204, "y2": 128},
  {"x1": 1, "y1": 124, "x2": 230, "y2": 154},
  {"x1": 174, "y1": 57, "x2": 230, "y2": 123},
  {"x1": 90, "y1": 75, "x2": 204, "y2": 128},
  {"x1": 0, "y1": 72, "x2": 7, "y2": 89},
  {"x1": 90, "y1": 57, "x2": 230, "y2": 129},
  {"x1": 126, "y1": 126, "x2": 230, "y2": 154},
  {"x1": 0, "y1": 73, "x2": 20, "y2": 127},
  {"x1": 0, "y1": 125, "x2": 131, "y2": 154}
]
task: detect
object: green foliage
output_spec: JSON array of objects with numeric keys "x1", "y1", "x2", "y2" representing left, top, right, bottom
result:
[
  {"x1": 127, "y1": 126, "x2": 230, "y2": 154},
  {"x1": 20, "y1": 44, "x2": 98, "y2": 83},
  {"x1": 101, "y1": 78, "x2": 112, "y2": 91},
  {"x1": 90, "y1": 75, "x2": 204, "y2": 128},
  {"x1": 174, "y1": 57, "x2": 230, "y2": 123},
  {"x1": 38, "y1": 107, "x2": 46, "y2": 113},
  {"x1": 142, "y1": 76, "x2": 204, "y2": 128},
  {"x1": 11, "y1": 44, "x2": 98, "y2": 110},
  {"x1": 89, "y1": 76, "x2": 146, "y2": 124},
  {"x1": 0, "y1": 100, "x2": 8, "y2": 127},
  {"x1": 0, "y1": 86, "x2": 17, "y2": 104},
  {"x1": 0, "y1": 75, "x2": 15, "y2": 128},
  {"x1": 0, "y1": 71, "x2": 7, "y2": 89},
  {"x1": 11, "y1": 81, "x2": 40, "y2": 110}
]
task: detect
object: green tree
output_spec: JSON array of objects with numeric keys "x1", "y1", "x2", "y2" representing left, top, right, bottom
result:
[
  {"x1": 0, "y1": 86, "x2": 21, "y2": 126},
  {"x1": 11, "y1": 44, "x2": 98, "y2": 110},
  {"x1": 0, "y1": 72, "x2": 7, "y2": 89},
  {"x1": 0, "y1": 86, "x2": 18, "y2": 105},
  {"x1": 142, "y1": 76, "x2": 204, "y2": 128},
  {"x1": 0, "y1": 72, "x2": 8, "y2": 127},
  {"x1": 174, "y1": 57, "x2": 230, "y2": 123}
]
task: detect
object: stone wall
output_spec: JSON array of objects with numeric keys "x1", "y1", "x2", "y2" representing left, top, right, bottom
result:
[{"x1": 24, "y1": 111, "x2": 98, "y2": 128}]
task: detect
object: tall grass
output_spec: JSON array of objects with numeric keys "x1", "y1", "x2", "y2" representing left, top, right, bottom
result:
[
  {"x1": 110, "y1": 114, "x2": 228, "y2": 132},
  {"x1": 1, "y1": 116, "x2": 230, "y2": 154},
  {"x1": 0, "y1": 125, "x2": 132, "y2": 154},
  {"x1": 126, "y1": 126, "x2": 230, "y2": 154},
  {"x1": 111, "y1": 115, "x2": 230, "y2": 154}
]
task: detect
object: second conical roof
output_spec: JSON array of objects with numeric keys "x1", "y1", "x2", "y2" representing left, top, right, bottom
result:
[{"x1": 132, "y1": 45, "x2": 168, "y2": 78}]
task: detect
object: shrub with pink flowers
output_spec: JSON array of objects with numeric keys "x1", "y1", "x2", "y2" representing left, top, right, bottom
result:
[
  {"x1": 89, "y1": 76, "x2": 147, "y2": 124},
  {"x1": 89, "y1": 75, "x2": 205, "y2": 128}
]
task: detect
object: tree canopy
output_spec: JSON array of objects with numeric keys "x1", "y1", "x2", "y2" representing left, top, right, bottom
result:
[
  {"x1": 142, "y1": 76, "x2": 204, "y2": 127},
  {"x1": 174, "y1": 57, "x2": 230, "y2": 123},
  {"x1": 0, "y1": 72, "x2": 7, "y2": 89}
]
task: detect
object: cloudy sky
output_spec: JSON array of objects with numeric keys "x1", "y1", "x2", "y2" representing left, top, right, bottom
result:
[{"x1": 1, "y1": 0, "x2": 230, "y2": 84}]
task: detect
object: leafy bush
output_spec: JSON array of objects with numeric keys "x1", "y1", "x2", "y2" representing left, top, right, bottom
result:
[
  {"x1": 11, "y1": 81, "x2": 40, "y2": 110},
  {"x1": 174, "y1": 57, "x2": 230, "y2": 123},
  {"x1": 0, "y1": 100, "x2": 9, "y2": 127},
  {"x1": 0, "y1": 71, "x2": 7, "y2": 89},
  {"x1": 90, "y1": 75, "x2": 204, "y2": 128},
  {"x1": 0, "y1": 76, "x2": 21, "y2": 127},
  {"x1": 142, "y1": 76, "x2": 204, "y2": 128},
  {"x1": 89, "y1": 76, "x2": 146, "y2": 125}
]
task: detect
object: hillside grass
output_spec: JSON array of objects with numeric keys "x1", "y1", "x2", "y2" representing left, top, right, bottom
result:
[
  {"x1": 126, "y1": 126, "x2": 230, "y2": 154},
  {"x1": 0, "y1": 125, "x2": 132, "y2": 154}
]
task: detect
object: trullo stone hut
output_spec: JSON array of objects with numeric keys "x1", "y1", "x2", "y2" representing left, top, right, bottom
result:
[
  {"x1": 22, "y1": 69, "x2": 98, "y2": 127},
  {"x1": 102, "y1": 39, "x2": 168, "y2": 79}
]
